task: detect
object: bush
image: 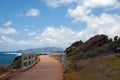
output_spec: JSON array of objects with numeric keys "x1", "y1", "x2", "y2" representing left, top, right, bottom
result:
[
  {"x1": 10, "y1": 56, "x2": 22, "y2": 69},
  {"x1": 66, "y1": 35, "x2": 120, "y2": 60}
]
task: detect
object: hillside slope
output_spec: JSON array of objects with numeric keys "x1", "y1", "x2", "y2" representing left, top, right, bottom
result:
[
  {"x1": 64, "y1": 34, "x2": 120, "y2": 80},
  {"x1": 64, "y1": 54, "x2": 120, "y2": 80},
  {"x1": 65, "y1": 34, "x2": 120, "y2": 60}
]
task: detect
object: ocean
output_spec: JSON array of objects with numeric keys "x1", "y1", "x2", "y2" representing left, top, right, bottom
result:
[{"x1": 0, "y1": 53, "x2": 21, "y2": 65}]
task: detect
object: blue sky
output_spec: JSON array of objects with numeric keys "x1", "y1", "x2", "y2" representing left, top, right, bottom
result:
[{"x1": 0, "y1": 0, "x2": 120, "y2": 51}]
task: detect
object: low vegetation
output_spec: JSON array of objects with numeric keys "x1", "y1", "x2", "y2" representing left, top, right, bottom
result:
[
  {"x1": 0, "y1": 66, "x2": 10, "y2": 75},
  {"x1": 10, "y1": 56, "x2": 22, "y2": 69},
  {"x1": 64, "y1": 54, "x2": 120, "y2": 80},
  {"x1": 64, "y1": 34, "x2": 120, "y2": 80},
  {"x1": 65, "y1": 35, "x2": 120, "y2": 60}
]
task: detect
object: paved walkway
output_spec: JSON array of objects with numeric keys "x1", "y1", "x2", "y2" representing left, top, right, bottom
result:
[{"x1": 8, "y1": 55, "x2": 63, "y2": 80}]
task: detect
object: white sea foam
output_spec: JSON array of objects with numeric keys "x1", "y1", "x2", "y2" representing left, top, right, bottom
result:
[{"x1": 4, "y1": 53, "x2": 21, "y2": 56}]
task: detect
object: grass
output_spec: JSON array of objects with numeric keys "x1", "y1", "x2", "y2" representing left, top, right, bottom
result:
[
  {"x1": 64, "y1": 54, "x2": 120, "y2": 80},
  {"x1": 0, "y1": 66, "x2": 10, "y2": 75},
  {"x1": 50, "y1": 55, "x2": 62, "y2": 63},
  {"x1": 0, "y1": 65, "x2": 16, "y2": 80}
]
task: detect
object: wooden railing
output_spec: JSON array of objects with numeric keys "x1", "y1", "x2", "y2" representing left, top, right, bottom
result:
[
  {"x1": 62, "y1": 53, "x2": 67, "y2": 72},
  {"x1": 21, "y1": 53, "x2": 37, "y2": 70}
]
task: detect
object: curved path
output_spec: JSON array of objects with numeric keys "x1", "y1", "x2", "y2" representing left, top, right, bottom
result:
[{"x1": 8, "y1": 55, "x2": 63, "y2": 80}]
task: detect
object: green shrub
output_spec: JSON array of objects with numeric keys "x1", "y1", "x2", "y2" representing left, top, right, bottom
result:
[
  {"x1": 24, "y1": 55, "x2": 27, "y2": 60},
  {"x1": 24, "y1": 62, "x2": 27, "y2": 66},
  {"x1": 68, "y1": 48, "x2": 79, "y2": 57},
  {"x1": 69, "y1": 63, "x2": 77, "y2": 70},
  {"x1": 83, "y1": 49, "x2": 100, "y2": 58},
  {"x1": 10, "y1": 56, "x2": 22, "y2": 69}
]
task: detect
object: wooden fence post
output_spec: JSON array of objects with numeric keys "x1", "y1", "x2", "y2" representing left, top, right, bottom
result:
[
  {"x1": 62, "y1": 52, "x2": 67, "y2": 72},
  {"x1": 21, "y1": 53, "x2": 24, "y2": 70}
]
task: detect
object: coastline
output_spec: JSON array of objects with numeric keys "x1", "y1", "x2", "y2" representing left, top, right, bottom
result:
[{"x1": 0, "y1": 53, "x2": 21, "y2": 65}]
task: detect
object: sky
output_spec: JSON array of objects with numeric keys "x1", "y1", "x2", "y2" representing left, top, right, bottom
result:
[{"x1": 0, "y1": 0, "x2": 120, "y2": 51}]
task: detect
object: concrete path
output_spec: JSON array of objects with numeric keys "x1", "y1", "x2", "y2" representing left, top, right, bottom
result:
[{"x1": 8, "y1": 55, "x2": 63, "y2": 80}]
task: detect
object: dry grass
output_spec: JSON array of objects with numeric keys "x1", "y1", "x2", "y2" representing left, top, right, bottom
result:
[
  {"x1": 50, "y1": 55, "x2": 62, "y2": 63},
  {"x1": 64, "y1": 54, "x2": 120, "y2": 80},
  {"x1": 0, "y1": 72, "x2": 19, "y2": 80}
]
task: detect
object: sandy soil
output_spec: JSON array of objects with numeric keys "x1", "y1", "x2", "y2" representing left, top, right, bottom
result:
[{"x1": 8, "y1": 55, "x2": 63, "y2": 80}]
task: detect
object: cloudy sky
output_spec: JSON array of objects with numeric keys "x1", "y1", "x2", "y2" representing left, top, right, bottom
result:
[{"x1": 0, "y1": 0, "x2": 120, "y2": 51}]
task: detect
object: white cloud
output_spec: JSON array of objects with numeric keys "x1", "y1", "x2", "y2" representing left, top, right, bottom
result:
[
  {"x1": 1, "y1": 0, "x2": 120, "y2": 49},
  {"x1": 26, "y1": 8, "x2": 40, "y2": 16},
  {"x1": 23, "y1": 27, "x2": 38, "y2": 36},
  {"x1": 28, "y1": 31, "x2": 36, "y2": 36},
  {"x1": 44, "y1": 0, "x2": 120, "y2": 9},
  {"x1": 34, "y1": 26, "x2": 78, "y2": 47},
  {"x1": 0, "y1": 26, "x2": 79, "y2": 48},
  {"x1": 17, "y1": 40, "x2": 29, "y2": 45},
  {"x1": 0, "y1": 28, "x2": 17, "y2": 34},
  {"x1": 67, "y1": 0, "x2": 120, "y2": 41},
  {"x1": 83, "y1": 0, "x2": 117, "y2": 8},
  {"x1": 0, "y1": 25, "x2": 120, "y2": 50},
  {"x1": 68, "y1": 5, "x2": 91, "y2": 22},
  {"x1": 0, "y1": 36, "x2": 15, "y2": 43},
  {"x1": 4, "y1": 20, "x2": 12, "y2": 27},
  {"x1": 68, "y1": 0, "x2": 120, "y2": 22},
  {"x1": 114, "y1": 2, "x2": 120, "y2": 9},
  {"x1": 76, "y1": 13, "x2": 120, "y2": 40},
  {"x1": 44, "y1": 0, "x2": 78, "y2": 8}
]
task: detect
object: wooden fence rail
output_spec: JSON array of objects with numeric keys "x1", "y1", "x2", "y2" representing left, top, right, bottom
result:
[{"x1": 21, "y1": 53, "x2": 36, "y2": 70}]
